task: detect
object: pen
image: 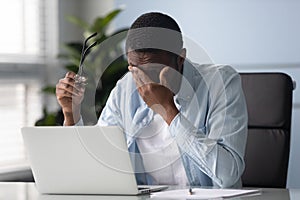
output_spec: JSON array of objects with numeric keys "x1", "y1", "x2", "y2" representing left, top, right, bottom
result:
[{"x1": 189, "y1": 187, "x2": 194, "y2": 195}]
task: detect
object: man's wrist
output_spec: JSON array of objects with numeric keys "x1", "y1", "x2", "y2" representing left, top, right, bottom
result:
[
  {"x1": 63, "y1": 108, "x2": 80, "y2": 126},
  {"x1": 164, "y1": 104, "x2": 179, "y2": 125},
  {"x1": 63, "y1": 112, "x2": 76, "y2": 126}
]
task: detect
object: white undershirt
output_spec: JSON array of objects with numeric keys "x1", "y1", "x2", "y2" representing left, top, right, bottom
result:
[{"x1": 136, "y1": 113, "x2": 188, "y2": 185}]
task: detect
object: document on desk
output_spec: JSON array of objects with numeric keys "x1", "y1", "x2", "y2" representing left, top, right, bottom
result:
[{"x1": 151, "y1": 188, "x2": 261, "y2": 199}]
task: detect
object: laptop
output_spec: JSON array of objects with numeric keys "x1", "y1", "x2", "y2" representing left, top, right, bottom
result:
[{"x1": 21, "y1": 126, "x2": 168, "y2": 195}]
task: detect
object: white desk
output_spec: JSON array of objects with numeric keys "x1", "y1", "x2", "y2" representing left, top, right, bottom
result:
[{"x1": 0, "y1": 182, "x2": 299, "y2": 200}]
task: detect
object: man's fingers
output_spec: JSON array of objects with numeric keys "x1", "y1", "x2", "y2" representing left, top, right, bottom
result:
[
  {"x1": 58, "y1": 78, "x2": 83, "y2": 93},
  {"x1": 136, "y1": 67, "x2": 153, "y2": 83},
  {"x1": 65, "y1": 71, "x2": 76, "y2": 79},
  {"x1": 60, "y1": 77, "x2": 75, "y2": 84},
  {"x1": 56, "y1": 83, "x2": 83, "y2": 96},
  {"x1": 159, "y1": 67, "x2": 182, "y2": 94},
  {"x1": 129, "y1": 66, "x2": 153, "y2": 88},
  {"x1": 159, "y1": 67, "x2": 171, "y2": 88},
  {"x1": 56, "y1": 89, "x2": 74, "y2": 99},
  {"x1": 129, "y1": 66, "x2": 143, "y2": 87},
  {"x1": 58, "y1": 87, "x2": 82, "y2": 97}
]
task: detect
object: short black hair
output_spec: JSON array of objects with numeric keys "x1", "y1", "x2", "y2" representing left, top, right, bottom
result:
[{"x1": 125, "y1": 12, "x2": 183, "y2": 56}]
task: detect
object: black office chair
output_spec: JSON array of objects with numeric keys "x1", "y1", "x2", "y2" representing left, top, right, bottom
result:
[{"x1": 240, "y1": 73, "x2": 294, "y2": 188}]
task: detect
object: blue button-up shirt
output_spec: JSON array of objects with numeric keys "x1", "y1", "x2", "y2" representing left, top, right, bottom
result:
[{"x1": 80, "y1": 61, "x2": 248, "y2": 188}]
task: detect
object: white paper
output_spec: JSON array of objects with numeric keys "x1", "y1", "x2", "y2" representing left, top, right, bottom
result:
[{"x1": 151, "y1": 188, "x2": 260, "y2": 199}]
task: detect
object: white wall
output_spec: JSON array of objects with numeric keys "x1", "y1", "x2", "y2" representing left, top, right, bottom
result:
[
  {"x1": 58, "y1": 0, "x2": 114, "y2": 44},
  {"x1": 112, "y1": 0, "x2": 300, "y2": 188}
]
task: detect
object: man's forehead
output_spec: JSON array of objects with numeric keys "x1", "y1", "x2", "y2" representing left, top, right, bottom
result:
[{"x1": 127, "y1": 51, "x2": 172, "y2": 65}]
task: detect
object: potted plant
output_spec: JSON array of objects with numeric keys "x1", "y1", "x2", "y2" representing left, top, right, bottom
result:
[{"x1": 36, "y1": 9, "x2": 128, "y2": 126}]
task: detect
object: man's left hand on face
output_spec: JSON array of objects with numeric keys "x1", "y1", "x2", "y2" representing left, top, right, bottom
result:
[{"x1": 128, "y1": 66, "x2": 179, "y2": 125}]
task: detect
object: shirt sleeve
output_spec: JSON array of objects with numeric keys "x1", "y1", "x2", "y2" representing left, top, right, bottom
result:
[
  {"x1": 169, "y1": 66, "x2": 248, "y2": 188},
  {"x1": 74, "y1": 116, "x2": 84, "y2": 126},
  {"x1": 98, "y1": 82, "x2": 123, "y2": 127}
]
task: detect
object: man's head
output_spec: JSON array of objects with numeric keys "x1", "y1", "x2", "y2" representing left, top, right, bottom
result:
[
  {"x1": 126, "y1": 12, "x2": 186, "y2": 76},
  {"x1": 126, "y1": 12, "x2": 183, "y2": 54}
]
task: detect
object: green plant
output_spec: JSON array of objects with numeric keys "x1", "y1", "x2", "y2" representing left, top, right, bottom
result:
[{"x1": 35, "y1": 9, "x2": 128, "y2": 126}]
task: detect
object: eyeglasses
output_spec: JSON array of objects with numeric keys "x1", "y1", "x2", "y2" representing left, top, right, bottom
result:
[{"x1": 74, "y1": 32, "x2": 98, "y2": 85}]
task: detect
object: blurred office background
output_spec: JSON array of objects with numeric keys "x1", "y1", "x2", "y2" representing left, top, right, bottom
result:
[{"x1": 0, "y1": 0, "x2": 299, "y2": 187}]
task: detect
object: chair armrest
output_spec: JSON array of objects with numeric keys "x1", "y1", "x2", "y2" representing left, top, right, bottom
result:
[{"x1": 293, "y1": 80, "x2": 296, "y2": 90}]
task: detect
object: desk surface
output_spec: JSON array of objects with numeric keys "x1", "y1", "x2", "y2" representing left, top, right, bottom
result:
[{"x1": 0, "y1": 182, "x2": 299, "y2": 200}]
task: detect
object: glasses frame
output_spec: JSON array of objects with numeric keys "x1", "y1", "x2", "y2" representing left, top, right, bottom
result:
[{"x1": 77, "y1": 32, "x2": 98, "y2": 76}]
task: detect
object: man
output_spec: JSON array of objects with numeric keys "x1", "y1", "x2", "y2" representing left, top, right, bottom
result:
[{"x1": 56, "y1": 12, "x2": 248, "y2": 188}]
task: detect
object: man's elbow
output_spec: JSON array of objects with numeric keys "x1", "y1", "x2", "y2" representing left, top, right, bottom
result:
[{"x1": 215, "y1": 161, "x2": 244, "y2": 188}]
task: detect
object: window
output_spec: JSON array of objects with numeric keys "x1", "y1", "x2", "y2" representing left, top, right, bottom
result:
[
  {"x1": 0, "y1": 83, "x2": 41, "y2": 166},
  {"x1": 0, "y1": 0, "x2": 44, "y2": 62},
  {"x1": 0, "y1": 0, "x2": 56, "y2": 168}
]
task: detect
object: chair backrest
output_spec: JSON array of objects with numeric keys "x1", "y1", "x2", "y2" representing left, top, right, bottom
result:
[{"x1": 240, "y1": 73, "x2": 294, "y2": 188}]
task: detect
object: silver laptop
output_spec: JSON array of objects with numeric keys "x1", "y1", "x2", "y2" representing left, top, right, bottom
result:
[{"x1": 21, "y1": 126, "x2": 167, "y2": 195}]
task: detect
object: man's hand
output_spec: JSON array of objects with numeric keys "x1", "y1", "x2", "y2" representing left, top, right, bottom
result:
[
  {"x1": 56, "y1": 71, "x2": 85, "y2": 125},
  {"x1": 129, "y1": 66, "x2": 179, "y2": 125},
  {"x1": 159, "y1": 66, "x2": 182, "y2": 95}
]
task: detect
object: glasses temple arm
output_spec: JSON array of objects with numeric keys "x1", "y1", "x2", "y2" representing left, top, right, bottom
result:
[
  {"x1": 78, "y1": 32, "x2": 98, "y2": 75},
  {"x1": 78, "y1": 40, "x2": 98, "y2": 75}
]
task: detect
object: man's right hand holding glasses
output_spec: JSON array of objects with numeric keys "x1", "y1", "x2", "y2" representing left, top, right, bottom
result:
[
  {"x1": 56, "y1": 32, "x2": 97, "y2": 126},
  {"x1": 56, "y1": 71, "x2": 85, "y2": 126}
]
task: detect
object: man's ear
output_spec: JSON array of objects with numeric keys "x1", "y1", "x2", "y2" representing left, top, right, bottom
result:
[{"x1": 177, "y1": 48, "x2": 186, "y2": 73}]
